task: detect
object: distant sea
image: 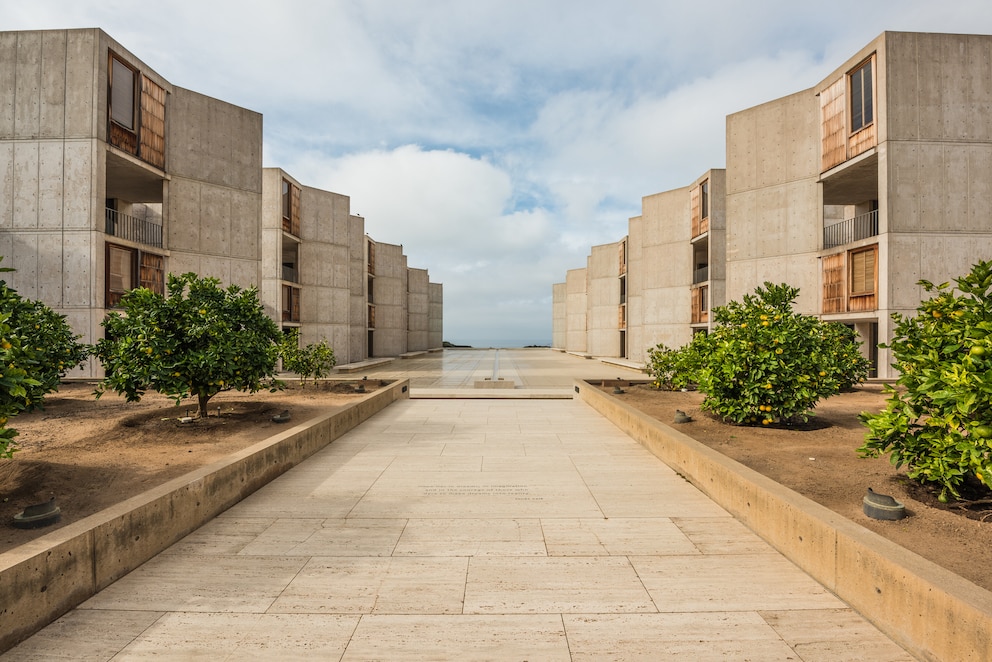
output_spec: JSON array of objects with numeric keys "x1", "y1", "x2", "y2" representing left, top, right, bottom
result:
[{"x1": 447, "y1": 339, "x2": 551, "y2": 349}]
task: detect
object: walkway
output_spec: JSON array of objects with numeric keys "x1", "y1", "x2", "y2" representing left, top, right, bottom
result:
[{"x1": 2, "y1": 351, "x2": 912, "y2": 660}]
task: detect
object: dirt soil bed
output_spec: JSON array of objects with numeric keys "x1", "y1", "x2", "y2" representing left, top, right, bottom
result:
[
  {"x1": 0, "y1": 380, "x2": 380, "y2": 554},
  {"x1": 608, "y1": 382, "x2": 992, "y2": 593}
]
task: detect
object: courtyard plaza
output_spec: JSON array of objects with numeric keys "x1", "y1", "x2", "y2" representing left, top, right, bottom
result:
[{"x1": 1, "y1": 349, "x2": 913, "y2": 660}]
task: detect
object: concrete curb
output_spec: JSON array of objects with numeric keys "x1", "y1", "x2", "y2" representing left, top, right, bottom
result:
[
  {"x1": 575, "y1": 379, "x2": 992, "y2": 662},
  {"x1": 0, "y1": 379, "x2": 410, "y2": 653}
]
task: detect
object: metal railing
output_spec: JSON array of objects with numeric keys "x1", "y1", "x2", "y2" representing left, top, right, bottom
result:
[
  {"x1": 282, "y1": 265, "x2": 299, "y2": 283},
  {"x1": 105, "y1": 208, "x2": 163, "y2": 248},
  {"x1": 823, "y1": 209, "x2": 878, "y2": 249},
  {"x1": 693, "y1": 266, "x2": 709, "y2": 284}
]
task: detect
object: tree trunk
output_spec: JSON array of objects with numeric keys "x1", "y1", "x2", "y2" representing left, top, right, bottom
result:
[{"x1": 197, "y1": 392, "x2": 211, "y2": 418}]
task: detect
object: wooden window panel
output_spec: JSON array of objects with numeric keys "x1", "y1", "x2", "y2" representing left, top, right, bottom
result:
[
  {"x1": 850, "y1": 247, "x2": 877, "y2": 296},
  {"x1": 291, "y1": 184, "x2": 302, "y2": 236},
  {"x1": 820, "y1": 78, "x2": 847, "y2": 171},
  {"x1": 140, "y1": 75, "x2": 167, "y2": 169},
  {"x1": 691, "y1": 285, "x2": 709, "y2": 324},
  {"x1": 140, "y1": 253, "x2": 165, "y2": 294},
  {"x1": 822, "y1": 253, "x2": 846, "y2": 314},
  {"x1": 106, "y1": 244, "x2": 136, "y2": 308},
  {"x1": 690, "y1": 185, "x2": 701, "y2": 237},
  {"x1": 281, "y1": 181, "x2": 302, "y2": 236}
]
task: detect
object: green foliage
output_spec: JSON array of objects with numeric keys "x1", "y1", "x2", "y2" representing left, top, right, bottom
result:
[
  {"x1": 0, "y1": 261, "x2": 88, "y2": 457},
  {"x1": 646, "y1": 337, "x2": 706, "y2": 390},
  {"x1": 93, "y1": 272, "x2": 283, "y2": 418},
  {"x1": 859, "y1": 260, "x2": 992, "y2": 502},
  {"x1": 279, "y1": 329, "x2": 336, "y2": 387},
  {"x1": 693, "y1": 282, "x2": 869, "y2": 426}
]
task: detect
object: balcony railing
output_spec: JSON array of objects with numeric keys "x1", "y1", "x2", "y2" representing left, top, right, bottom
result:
[
  {"x1": 282, "y1": 265, "x2": 299, "y2": 283},
  {"x1": 823, "y1": 209, "x2": 878, "y2": 249},
  {"x1": 105, "y1": 208, "x2": 163, "y2": 248},
  {"x1": 693, "y1": 266, "x2": 709, "y2": 284}
]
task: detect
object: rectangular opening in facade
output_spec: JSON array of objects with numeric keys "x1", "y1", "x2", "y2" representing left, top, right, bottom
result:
[
  {"x1": 106, "y1": 243, "x2": 165, "y2": 308},
  {"x1": 850, "y1": 59, "x2": 873, "y2": 133}
]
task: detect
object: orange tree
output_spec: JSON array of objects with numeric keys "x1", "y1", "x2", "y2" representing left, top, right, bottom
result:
[
  {"x1": 94, "y1": 272, "x2": 282, "y2": 418},
  {"x1": 860, "y1": 260, "x2": 992, "y2": 501},
  {"x1": 692, "y1": 282, "x2": 869, "y2": 425},
  {"x1": 0, "y1": 261, "x2": 88, "y2": 456},
  {"x1": 279, "y1": 328, "x2": 336, "y2": 387}
]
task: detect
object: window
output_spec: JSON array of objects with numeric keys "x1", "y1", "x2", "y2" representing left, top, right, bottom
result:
[
  {"x1": 850, "y1": 247, "x2": 876, "y2": 296},
  {"x1": 281, "y1": 179, "x2": 301, "y2": 235},
  {"x1": 850, "y1": 59, "x2": 873, "y2": 133},
  {"x1": 700, "y1": 180, "x2": 709, "y2": 219},
  {"x1": 106, "y1": 244, "x2": 165, "y2": 307},
  {"x1": 107, "y1": 245, "x2": 135, "y2": 307},
  {"x1": 282, "y1": 179, "x2": 291, "y2": 220},
  {"x1": 110, "y1": 56, "x2": 136, "y2": 131}
]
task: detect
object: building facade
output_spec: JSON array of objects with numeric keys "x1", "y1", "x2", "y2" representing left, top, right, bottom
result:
[
  {"x1": 555, "y1": 31, "x2": 992, "y2": 379},
  {"x1": 0, "y1": 28, "x2": 442, "y2": 377}
]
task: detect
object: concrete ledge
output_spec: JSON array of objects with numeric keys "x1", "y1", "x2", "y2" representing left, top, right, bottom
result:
[
  {"x1": 335, "y1": 357, "x2": 395, "y2": 373},
  {"x1": 473, "y1": 379, "x2": 516, "y2": 389},
  {"x1": 575, "y1": 379, "x2": 992, "y2": 662},
  {"x1": 399, "y1": 351, "x2": 428, "y2": 359},
  {"x1": 0, "y1": 379, "x2": 410, "y2": 653},
  {"x1": 411, "y1": 388, "x2": 573, "y2": 399},
  {"x1": 597, "y1": 357, "x2": 646, "y2": 372}
]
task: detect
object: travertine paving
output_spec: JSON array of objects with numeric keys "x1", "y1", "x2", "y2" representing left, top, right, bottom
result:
[{"x1": 2, "y1": 351, "x2": 914, "y2": 660}]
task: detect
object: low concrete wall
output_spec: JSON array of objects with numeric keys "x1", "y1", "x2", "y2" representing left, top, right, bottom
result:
[
  {"x1": 576, "y1": 380, "x2": 992, "y2": 662},
  {"x1": 0, "y1": 380, "x2": 409, "y2": 652}
]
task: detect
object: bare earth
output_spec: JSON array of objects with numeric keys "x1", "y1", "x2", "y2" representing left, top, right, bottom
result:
[
  {"x1": 609, "y1": 382, "x2": 992, "y2": 593},
  {"x1": 0, "y1": 380, "x2": 379, "y2": 554},
  {"x1": 2, "y1": 380, "x2": 991, "y2": 596}
]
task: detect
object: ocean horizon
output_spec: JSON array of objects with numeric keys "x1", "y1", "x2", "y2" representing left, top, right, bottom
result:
[{"x1": 446, "y1": 339, "x2": 552, "y2": 349}]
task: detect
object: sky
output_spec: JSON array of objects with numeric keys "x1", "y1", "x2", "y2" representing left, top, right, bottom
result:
[{"x1": 6, "y1": 1, "x2": 992, "y2": 346}]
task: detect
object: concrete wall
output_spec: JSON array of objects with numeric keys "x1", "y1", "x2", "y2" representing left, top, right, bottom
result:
[
  {"x1": 725, "y1": 89, "x2": 822, "y2": 314},
  {"x1": 702, "y1": 169, "x2": 728, "y2": 326},
  {"x1": 551, "y1": 282, "x2": 567, "y2": 349},
  {"x1": 303, "y1": 184, "x2": 365, "y2": 364},
  {"x1": 627, "y1": 187, "x2": 692, "y2": 363},
  {"x1": 165, "y1": 86, "x2": 262, "y2": 289},
  {"x1": 371, "y1": 242, "x2": 408, "y2": 357},
  {"x1": 407, "y1": 267, "x2": 430, "y2": 352},
  {"x1": 428, "y1": 282, "x2": 443, "y2": 349},
  {"x1": 586, "y1": 241, "x2": 622, "y2": 357},
  {"x1": 564, "y1": 268, "x2": 587, "y2": 353}
]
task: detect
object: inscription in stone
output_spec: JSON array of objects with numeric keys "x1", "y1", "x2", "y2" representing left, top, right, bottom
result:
[{"x1": 420, "y1": 485, "x2": 543, "y2": 500}]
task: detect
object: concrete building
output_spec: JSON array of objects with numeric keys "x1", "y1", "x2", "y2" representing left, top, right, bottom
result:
[
  {"x1": 0, "y1": 28, "x2": 442, "y2": 377},
  {"x1": 260, "y1": 169, "x2": 368, "y2": 365},
  {"x1": 555, "y1": 31, "x2": 992, "y2": 378}
]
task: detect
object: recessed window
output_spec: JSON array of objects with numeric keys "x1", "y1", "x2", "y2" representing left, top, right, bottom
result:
[
  {"x1": 110, "y1": 56, "x2": 136, "y2": 131},
  {"x1": 850, "y1": 246, "x2": 877, "y2": 296},
  {"x1": 700, "y1": 180, "x2": 709, "y2": 220},
  {"x1": 106, "y1": 244, "x2": 165, "y2": 308},
  {"x1": 850, "y1": 59, "x2": 873, "y2": 133}
]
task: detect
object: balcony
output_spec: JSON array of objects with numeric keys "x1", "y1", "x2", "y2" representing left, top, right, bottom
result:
[
  {"x1": 823, "y1": 209, "x2": 878, "y2": 249},
  {"x1": 105, "y1": 208, "x2": 163, "y2": 248},
  {"x1": 693, "y1": 266, "x2": 709, "y2": 285},
  {"x1": 282, "y1": 265, "x2": 299, "y2": 283}
]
